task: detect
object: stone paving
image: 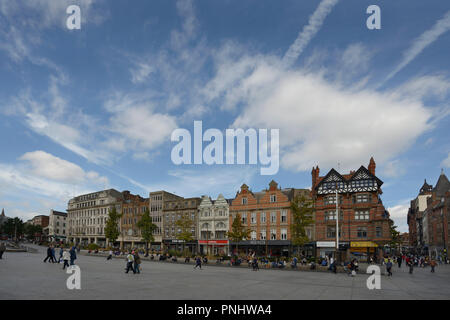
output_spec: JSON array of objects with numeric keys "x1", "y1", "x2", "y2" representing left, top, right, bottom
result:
[{"x1": 1, "y1": 245, "x2": 449, "y2": 300}]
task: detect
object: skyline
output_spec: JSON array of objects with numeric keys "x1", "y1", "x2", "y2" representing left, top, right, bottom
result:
[{"x1": 1, "y1": 0, "x2": 450, "y2": 232}]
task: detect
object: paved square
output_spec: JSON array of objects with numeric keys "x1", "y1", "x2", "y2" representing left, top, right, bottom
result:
[{"x1": 1, "y1": 246, "x2": 449, "y2": 300}]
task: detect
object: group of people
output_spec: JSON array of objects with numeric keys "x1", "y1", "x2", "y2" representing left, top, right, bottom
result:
[
  {"x1": 124, "y1": 250, "x2": 142, "y2": 274},
  {"x1": 43, "y1": 245, "x2": 77, "y2": 269}
]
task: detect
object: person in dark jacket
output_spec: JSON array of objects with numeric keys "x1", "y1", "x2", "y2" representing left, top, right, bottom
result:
[
  {"x1": 133, "y1": 251, "x2": 141, "y2": 274},
  {"x1": 397, "y1": 256, "x2": 402, "y2": 268},
  {"x1": 194, "y1": 256, "x2": 202, "y2": 269},
  {"x1": 386, "y1": 259, "x2": 393, "y2": 276},
  {"x1": 69, "y1": 246, "x2": 77, "y2": 265},
  {"x1": 0, "y1": 242, "x2": 6, "y2": 259},
  {"x1": 43, "y1": 246, "x2": 54, "y2": 263}
]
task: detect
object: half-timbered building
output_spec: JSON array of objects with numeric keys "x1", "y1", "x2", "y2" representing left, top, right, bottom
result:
[{"x1": 312, "y1": 158, "x2": 391, "y2": 262}]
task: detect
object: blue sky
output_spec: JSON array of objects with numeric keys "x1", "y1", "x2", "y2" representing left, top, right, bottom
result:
[{"x1": 0, "y1": 0, "x2": 449, "y2": 231}]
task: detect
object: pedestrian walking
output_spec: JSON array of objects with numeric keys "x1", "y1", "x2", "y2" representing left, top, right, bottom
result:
[
  {"x1": 58, "y1": 247, "x2": 64, "y2": 263},
  {"x1": 43, "y1": 246, "x2": 54, "y2": 263},
  {"x1": 408, "y1": 259, "x2": 414, "y2": 274},
  {"x1": 125, "y1": 252, "x2": 135, "y2": 274},
  {"x1": 397, "y1": 255, "x2": 402, "y2": 268},
  {"x1": 62, "y1": 250, "x2": 70, "y2": 270},
  {"x1": 51, "y1": 246, "x2": 57, "y2": 263},
  {"x1": 0, "y1": 242, "x2": 6, "y2": 259},
  {"x1": 134, "y1": 251, "x2": 141, "y2": 274},
  {"x1": 386, "y1": 259, "x2": 393, "y2": 277},
  {"x1": 194, "y1": 256, "x2": 202, "y2": 269},
  {"x1": 107, "y1": 249, "x2": 113, "y2": 261},
  {"x1": 430, "y1": 259, "x2": 437, "y2": 273},
  {"x1": 69, "y1": 246, "x2": 77, "y2": 265},
  {"x1": 252, "y1": 257, "x2": 259, "y2": 271}
]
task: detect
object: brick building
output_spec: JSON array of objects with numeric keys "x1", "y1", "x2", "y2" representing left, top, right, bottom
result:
[
  {"x1": 162, "y1": 196, "x2": 201, "y2": 253},
  {"x1": 424, "y1": 171, "x2": 450, "y2": 259},
  {"x1": 311, "y1": 158, "x2": 391, "y2": 262},
  {"x1": 229, "y1": 181, "x2": 312, "y2": 257},
  {"x1": 118, "y1": 191, "x2": 149, "y2": 250}
]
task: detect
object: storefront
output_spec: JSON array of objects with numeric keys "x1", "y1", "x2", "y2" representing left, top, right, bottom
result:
[
  {"x1": 198, "y1": 240, "x2": 229, "y2": 255},
  {"x1": 316, "y1": 241, "x2": 336, "y2": 258},
  {"x1": 163, "y1": 239, "x2": 197, "y2": 254},
  {"x1": 229, "y1": 240, "x2": 292, "y2": 257},
  {"x1": 350, "y1": 241, "x2": 378, "y2": 262}
]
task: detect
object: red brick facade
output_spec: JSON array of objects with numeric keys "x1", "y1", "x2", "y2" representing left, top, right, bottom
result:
[{"x1": 312, "y1": 158, "x2": 391, "y2": 260}]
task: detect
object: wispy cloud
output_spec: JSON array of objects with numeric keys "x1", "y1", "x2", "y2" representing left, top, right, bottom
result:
[
  {"x1": 384, "y1": 10, "x2": 450, "y2": 83},
  {"x1": 282, "y1": 0, "x2": 339, "y2": 67}
]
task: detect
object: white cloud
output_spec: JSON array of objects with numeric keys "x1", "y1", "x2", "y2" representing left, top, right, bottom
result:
[
  {"x1": 442, "y1": 153, "x2": 450, "y2": 168},
  {"x1": 387, "y1": 203, "x2": 410, "y2": 232},
  {"x1": 107, "y1": 105, "x2": 178, "y2": 151},
  {"x1": 228, "y1": 57, "x2": 434, "y2": 172},
  {"x1": 282, "y1": 0, "x2": 339, "y2": 67},
  {"x1": 18, "y1": 150, "x2": 108, "y2": 185},
  {"x1": 384, "y1": 10, "x2": 450, "y2": 83},
  {"x1": 381, "y1": 160, "x2": 407, "y2": 179}
]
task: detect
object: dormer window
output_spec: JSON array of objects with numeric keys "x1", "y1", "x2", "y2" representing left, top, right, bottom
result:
[
  {"x1": 270, "y1": 195, "x2": 276, "y2": 202},
  {"x1": 242, "y1": 197, "x2": 247, "y2": 205}
]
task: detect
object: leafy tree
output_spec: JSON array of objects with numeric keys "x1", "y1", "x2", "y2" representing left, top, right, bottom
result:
[
  {"x1": 389, "y1": 219, "x2": 401, "y2": 249},
  {"x1": 104, "y1": 207, "x2": 122, "y2": 246},
  {"x1": 227, "y1": 213, "x2": 250, "y2": 256},
  {"x1": 137, "y1": 208, "x2": 157, "y2": 254},
  {"x1": 2, "y1": 218, "x2": 24, "y2": 240},
  {"x1": 24, "y1": 224, "x2": 43, "y2": 240},
  {"x1": 290, "y1": 194, "x2": 315, "y2": 256},
  {"x1": 175, "y1": 214, "x2": 195, "y2": 254}
]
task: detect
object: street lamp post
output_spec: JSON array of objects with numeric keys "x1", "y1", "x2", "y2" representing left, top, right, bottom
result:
[{"x1": 335, "y1": 188, "x2": 339, "y2": 263}]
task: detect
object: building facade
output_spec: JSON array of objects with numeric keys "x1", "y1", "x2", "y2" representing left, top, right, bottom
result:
[
  {"x1": 312, "y1": 158, "x2": 391, "y2": 262},
  {"x1": 149, "y1": 191, "x2": 183, "y2": 251},
  {"x1": 162, "y1": 196, "x2": 201, "y2": 253},
  {"x1": 119, "y1": 191, "x2": 149, "y2": 250},
  {"x1": 47, "y1": 210, "x2": 68, "y2": 242},
  {"x1": 31, "y1": 215, "x2": 49, "y2": 228},
  {"x1": 229, "y1": 181, "x2": 311, "y2": 257},
  {"x1": 67, "y1": 189, "x2": 123, "y2": 247},
  {"x1": 407, "y1": 180, "x2": 433, "y2": 251},
  {"x1": 198, "y1": 194, "x2": 231, "y2": 255},
  {"x1": 424, "y1": 171, "x2": 450, "y2": 259}
]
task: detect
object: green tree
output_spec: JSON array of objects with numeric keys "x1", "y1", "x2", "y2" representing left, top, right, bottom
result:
[
  {"x1": 104, "y1": 207, "x2": 122, "y2": 246},
  {"x1": 24, "y1": 224, "x2": 43, "y2": 240},
  {"x1": 137, "y1": 208, "x2": 157, "y2": 254},
  {"x1": 389, "y1": 219, "x2": 401, "y2": 250},
  {"x1": 175, "y1": 214, "x2": 195, "y2": 255},
  {"x1": 2, "y1": 218, "x2": 24, "y2": 240},
  {"x1": 290, "y1": 194, "x2": 315, "y2": 256},
  {"x1": 227, "y1": 213, "x2": 250, "y2": 256}
]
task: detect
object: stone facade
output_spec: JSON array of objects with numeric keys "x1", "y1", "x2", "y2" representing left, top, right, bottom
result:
[
  {"x1": 67, "y1": 189, "x2": 123, "y2": 247},
  {"x1": 162, "y1": 196, "x2": 201, "y2": 253},
  {"x1": 198, "y1": 194, "x2": 231, "y2": 255},
  {"x1": 47, "y1": 210, "x2": 67, "y2": 242},
  {"x1": 149, "y1": 191, "x2": 183, "y2": 250}
]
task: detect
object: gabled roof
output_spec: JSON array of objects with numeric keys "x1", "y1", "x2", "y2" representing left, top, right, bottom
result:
[
  {"x1": 419, "y1": 179, "x2": 433, "y2": 195},
  {"x1": 433, "y1": 172, "x2": 450, "y2": 197},
  {"x1": 315, "y1": 168, "x2": 346, "y2": 189},
  {"x1": 349, "y1": 166, "x2": 383, "y2": 186}
]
